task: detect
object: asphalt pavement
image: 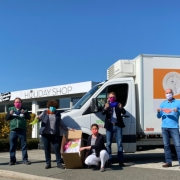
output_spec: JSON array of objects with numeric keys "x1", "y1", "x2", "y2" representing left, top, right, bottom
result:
[{"x1": 0, "y1": 149, "x2": 180, "y2": 180}]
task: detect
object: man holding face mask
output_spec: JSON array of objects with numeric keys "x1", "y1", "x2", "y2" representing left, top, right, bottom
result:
[
  {"x1": 102, "y1": 92, "x2": 126, "y2": 167},
  {"x1": 157, "y1": 88, "x2": 180, "y2": 168},
  {"x1": 5, "y1": 97, "x2": 31, "y2": 165}
]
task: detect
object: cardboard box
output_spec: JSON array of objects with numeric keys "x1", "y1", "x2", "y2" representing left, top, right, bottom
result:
[{"x1": 61, "y1": 130, "x2": 84, "y2": 169}]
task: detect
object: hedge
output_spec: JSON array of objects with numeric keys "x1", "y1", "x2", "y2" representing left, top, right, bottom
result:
[
  {"x1": 0, "y1": 113, "x2": 36, "y2": 138},
  {"x1": 0, "y1": 138, "x2": 39, "y2": 152}
]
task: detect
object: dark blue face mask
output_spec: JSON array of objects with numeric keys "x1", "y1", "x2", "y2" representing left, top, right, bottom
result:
[{"x1": 109, "y1": 102, "x2": 118, "y2": 107}]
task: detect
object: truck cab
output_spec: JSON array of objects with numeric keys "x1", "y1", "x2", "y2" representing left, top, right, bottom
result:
[{"x1": 61, "y1": 76, "x2": 136, "y2": 152}]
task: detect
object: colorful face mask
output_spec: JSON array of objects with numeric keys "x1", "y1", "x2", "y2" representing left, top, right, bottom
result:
[
  {"x1": 49, "y1": 106, "x2": 56, "y2": 112},
  {"x1": 109, "y1": 97, "x2": 116, "y2": 103},
  {"x1": 14, "y1": 102, "x2": 22, "y2": 109}
]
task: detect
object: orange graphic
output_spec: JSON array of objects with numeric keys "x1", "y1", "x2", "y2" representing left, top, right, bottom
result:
[
  {"x1": 153, "y1": 69, "x2": 180, "y2": 99},
  {"x1": 161, "y1": 108, "x2": 172, "y2": 113}
]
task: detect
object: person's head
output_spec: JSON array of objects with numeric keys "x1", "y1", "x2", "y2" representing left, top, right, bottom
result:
[
  {"x1": 46, "y1": 100, "x2": 59, "y2": 113},
  {"x1": 165, "y1": 88, "x2": 174, "y2": 101},
  {"x1": 14, "y1": 97, "x2": 22, "y2": 109},
  {"x1": 108, "y1": 92, "x2": 116, "y2": 103},
  {"x1": 91, "y1": 124, "x2": 99, "y2": 136}
]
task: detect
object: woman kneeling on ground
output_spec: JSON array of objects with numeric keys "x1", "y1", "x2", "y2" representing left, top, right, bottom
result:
[{"x1": 79, "y1": 124, "x2": 109, "y2": 172}]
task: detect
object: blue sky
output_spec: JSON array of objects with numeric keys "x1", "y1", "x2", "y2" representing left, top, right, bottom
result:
[{"x1": 1, "y1": 0, "x2": 180, "y2": 92}]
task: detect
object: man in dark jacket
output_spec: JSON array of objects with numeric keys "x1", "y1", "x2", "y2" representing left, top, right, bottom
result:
[
  {"x1": 102, "y1": 92, "x2": 126, "y2": 167},
  {"x1": 5, "y1": 97, "x2": 31, "y2": 165}
]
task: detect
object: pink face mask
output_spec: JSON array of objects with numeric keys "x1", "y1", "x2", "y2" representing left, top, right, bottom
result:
[
  {"x1": 14, "y1": 102, "x2": 22, "y2": 109},
  {"x1": 109, "y1": 97, "x2": 116, "y2": 103}
]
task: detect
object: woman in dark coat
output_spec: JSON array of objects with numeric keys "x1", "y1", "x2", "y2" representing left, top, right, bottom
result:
[{"x1": 37, "y1": 100, "x2": 74, "y2": 169}]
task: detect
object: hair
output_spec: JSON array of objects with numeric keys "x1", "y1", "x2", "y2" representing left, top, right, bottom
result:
[
  {"x1": 166, "y1": 88, "x2": 174, "y2": 95},
  {"x1": 46, "y1": 100, "x2": 59, "y2": 109},
  {"x1": 91, "y1": 123, "x2": 99, "y2": 129},
  {"x1": 108, "y1": 92, "x2": 116, "y2": 97},
  {"x1": 14, "y1": 97, "x2": 22, "y2": 103}
]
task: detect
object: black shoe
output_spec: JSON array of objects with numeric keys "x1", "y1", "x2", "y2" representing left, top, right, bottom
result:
[
  {"x1": 45, "y1": 164, "x2": 51, "y2": 169},
  {"x1": 57, "y1": 163, "x2": 65, "y2": 169},
  {"x1": 23, "y1": 161, "x2": 31, "y2": 165},
  {"x1": 119, "y1": 162, "x2": 125, "y2": 167},
  {"x1": 9, "y1": 162, "x2": 16, "y2": 166}
]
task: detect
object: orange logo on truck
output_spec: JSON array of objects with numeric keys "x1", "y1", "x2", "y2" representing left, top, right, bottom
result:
[{"x1": 153, "y1": 69, "x2": 180, "y2": 99}]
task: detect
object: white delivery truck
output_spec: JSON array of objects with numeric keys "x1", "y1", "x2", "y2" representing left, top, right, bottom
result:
[{"x1": 61, "y1": 54, "x2": 180, "y2": 153}]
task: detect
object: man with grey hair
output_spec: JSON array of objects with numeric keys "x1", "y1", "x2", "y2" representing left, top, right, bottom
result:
[{"x1": 157, "y1": 88, "x2": 180, "y2": 168}]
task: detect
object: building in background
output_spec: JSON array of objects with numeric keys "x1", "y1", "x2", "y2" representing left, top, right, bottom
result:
[{"x1": 0, "y1": 81, "x2": 98, "y2": 138}]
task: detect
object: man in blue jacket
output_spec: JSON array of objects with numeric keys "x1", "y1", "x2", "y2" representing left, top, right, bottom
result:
[{"x1": 157, "y1": 88, "x2": 180, "y2": 168}]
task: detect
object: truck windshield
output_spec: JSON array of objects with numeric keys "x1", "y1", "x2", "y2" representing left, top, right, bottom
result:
[{"x1": 73, "y1": 84, "x2": 103, "y2": 109}]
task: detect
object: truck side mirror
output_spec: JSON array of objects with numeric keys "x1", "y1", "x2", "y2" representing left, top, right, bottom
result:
[{"x1": 90, "y1": 98, "x2": 98, "y2": 112}]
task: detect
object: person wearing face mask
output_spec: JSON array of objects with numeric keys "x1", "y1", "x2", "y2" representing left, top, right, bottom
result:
[
  {"x1": 157, "y1": 88, "x2": 180, "y2": 168},
  {"x1": 37, "y1": 100, "x2": 75, "y2": 169},
  {"x1": 102, "y1": 92, "x2": 126, "y2": 167},
  {"x1": 5, "y1": 97, "x2": 31, "y2": 165},
  {"x1": 79, "y1": 124, "x2": 109, "y2": 172}
]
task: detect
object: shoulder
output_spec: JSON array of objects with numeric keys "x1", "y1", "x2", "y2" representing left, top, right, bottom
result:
[
  {"x1": 55, "y1": 111, "x2": 61, "y2": 117},
  {"x1": 160, "y1": 100, "x2": 167, "y2": 105},
  {"x1": 97, "y1": 134, "x2": 103, "y2": 139}
]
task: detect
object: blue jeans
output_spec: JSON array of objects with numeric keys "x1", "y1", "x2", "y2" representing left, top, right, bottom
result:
[
  {"x1": 42, "y1": 134, "x2": 62, "y2": 166},
  {"x1": 162, "y1": 128, "x2": 180, "y2": 165},
  {"x1": 106, "y1": 124, "x2": 123, "y2": 162},
  {"x1": 10, "y1": 129, "x2": 28, "y2": 163}
]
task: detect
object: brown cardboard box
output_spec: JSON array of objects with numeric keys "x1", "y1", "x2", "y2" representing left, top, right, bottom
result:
[{"x1": 61, "y1": 130, "x2": 84, "y2": 169}]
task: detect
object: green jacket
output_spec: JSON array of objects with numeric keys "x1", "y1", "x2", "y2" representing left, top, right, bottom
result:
[{"x1": 5, "y1": 106, "x2": 31, "y2": 131}]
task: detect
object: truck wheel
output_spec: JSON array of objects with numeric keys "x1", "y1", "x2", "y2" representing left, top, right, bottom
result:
[{"x1": 171, "y1": 145, "x2": 177, "y2": 156}]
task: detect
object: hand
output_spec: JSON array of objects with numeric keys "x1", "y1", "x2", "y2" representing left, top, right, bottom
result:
[
  {"x1": 36, "y1": 116, "x2": 40, "y2": 119},
  {"x1": 10, "y1": 110, "x2": 13, "y2": 115},
  {"x1": 69, "y1": 128, "x2": 75, "y2": 132},
  {"x1": 79, "y1": 147, "x2": 85, "y2": 151},
  {"x1": 174, "y1": 108, "x2": 177, "y2": 112},
  {"x1": 157, "y1": 108, "x2": 161, "y2": 113},
  {"x1": 21, "y1": 109, "x2": 25, "y2": 114},
  {"x1": 118, "y1": 103, "x2": 122, "y2": 108},
  {"x1": 104, "y1": 103, "x2": 109, "y2": 109}
]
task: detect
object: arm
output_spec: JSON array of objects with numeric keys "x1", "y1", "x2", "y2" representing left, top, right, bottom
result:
[
  {"x1": 36, "y1": 111, "x2": 44, "y2": 122},
  {"x1": 102, "y1": 103, "x2": 110, "y2": 115},
  {"x1": 5, "y1": 110, "x2": 12, "y2": 121},
  {"x1": 59, "y1": 114, "x2": 69, "y2": 131},
  {"x1": 157, "y1": 105, "x2": 163, "y2": 119},
  {"x1": 120, "y1": 107, "x2": 126, "y2": 115},
  {"x1": 24, "y1": 111, "x2": 31, "y2": 120},
  {"x1": 118, "y1": 103, "x2": 126, "y2": 115},
  {"x1": 79, "y1": 146, "x2": 91, "y2": 151}
]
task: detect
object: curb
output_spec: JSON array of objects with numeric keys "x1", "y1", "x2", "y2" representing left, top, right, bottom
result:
[{"x1": 0, "y1": 170, "x2": 63, "y2": 180}]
